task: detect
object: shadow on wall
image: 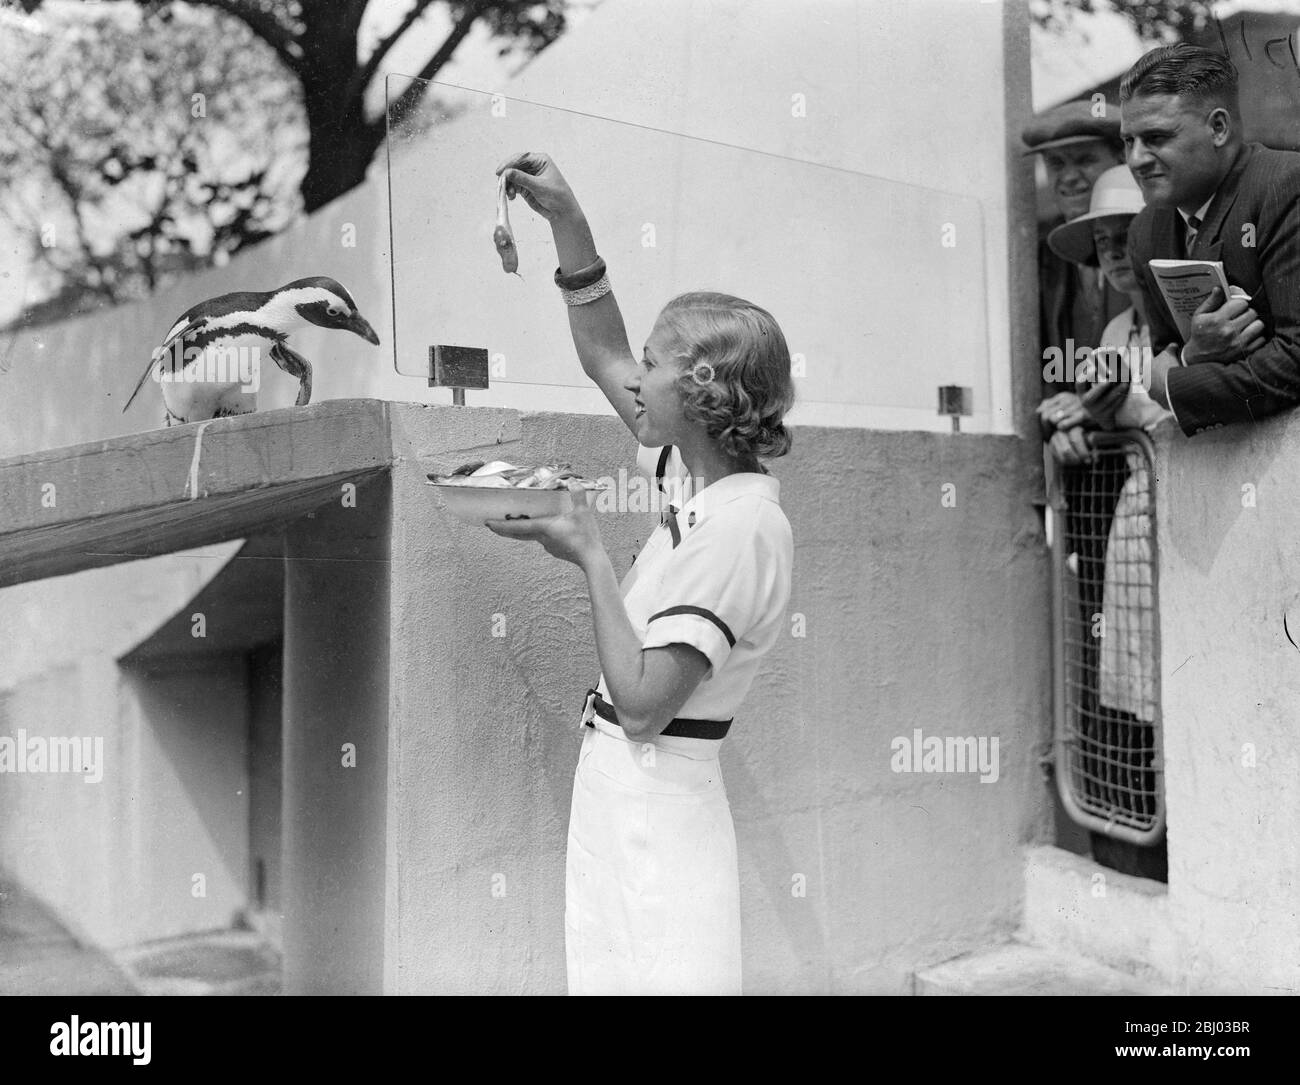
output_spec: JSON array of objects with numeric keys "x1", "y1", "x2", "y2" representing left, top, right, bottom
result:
[
  {"x1": 1157, "y1": 418, "x2": 1288, "y2": 578},
  {"x1": 0, "y1": 868, "x2": 139, "y2": 995},
  {"x1": 725, "y1": 752, "x2": 832, "y2": 991}
]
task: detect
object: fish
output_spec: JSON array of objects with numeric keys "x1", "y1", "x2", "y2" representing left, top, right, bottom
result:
[
  {"x1": 427, "y1": 460, "x2": 602, "y2": 491},
  {"x1": 494, "y1": 175, "x2": 520, "y2": 275}
]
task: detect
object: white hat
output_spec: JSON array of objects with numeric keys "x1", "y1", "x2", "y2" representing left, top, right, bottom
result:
[{"x1": 1047, "y1": 165, "x2": 1146, "y2": 267}]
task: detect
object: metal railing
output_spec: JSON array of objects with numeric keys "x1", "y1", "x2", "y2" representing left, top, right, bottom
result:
[{"x1": 1047, "y1": 430, "x2": 1166, "y2": 844}]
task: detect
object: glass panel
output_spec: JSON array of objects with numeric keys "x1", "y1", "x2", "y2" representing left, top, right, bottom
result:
[{"x1": 386, "y1": 76, "x2": 991, "y2": 428}]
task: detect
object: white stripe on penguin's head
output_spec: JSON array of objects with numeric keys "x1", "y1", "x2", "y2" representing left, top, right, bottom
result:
[
  {"x1": 246, "y1": 279, "x2": 379, "y2": 344},
  {"x1": 259, "y1": 286, "x2": 347, "y2": 331}
]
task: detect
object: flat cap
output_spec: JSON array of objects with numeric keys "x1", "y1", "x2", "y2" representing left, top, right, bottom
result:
[{"x1": 1022, "y1": 99, "x2": 1122, "y2": 155}]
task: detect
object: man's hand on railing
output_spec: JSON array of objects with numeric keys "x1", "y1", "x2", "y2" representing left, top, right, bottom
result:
[
  {"x1": 1037, "y1": 391, "x2": 1098, "y2": 438},
  {"x1": 1047, "y1": 423, "x2": 1094, "y2": 466},
  {"x1": 1075, "y1": 348, "x2": 1131, "y2": 430}
]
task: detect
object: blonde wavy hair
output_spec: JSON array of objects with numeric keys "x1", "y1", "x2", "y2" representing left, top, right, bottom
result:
[{"x1": 657, "y1": 292, "x2": 795, "y2": 460}]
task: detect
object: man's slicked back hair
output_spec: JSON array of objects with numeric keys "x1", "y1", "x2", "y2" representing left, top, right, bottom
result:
[{"x1": 1119, "y1": 43, "x2": 1240, "y2": 115}]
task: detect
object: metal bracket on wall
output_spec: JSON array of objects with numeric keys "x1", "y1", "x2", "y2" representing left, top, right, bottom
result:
[
  {"x1": 429, "y1": 345, "x2": 490, "y2": 406},
  {"x1": 937, "y1": 385, "x2": 973, "y2": 432}
]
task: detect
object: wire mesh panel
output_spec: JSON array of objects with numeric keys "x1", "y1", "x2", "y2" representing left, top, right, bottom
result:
[{"x1": 1049, "y1": 430, "x2": 1165, "y2": 844}]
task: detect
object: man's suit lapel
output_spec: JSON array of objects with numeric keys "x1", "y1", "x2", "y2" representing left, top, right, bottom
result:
[
  {"x1": 1140, "y1": 208, "x2": 1183, "y2": 347},
  {"x1": 1152, "y1": 208, "x2": 1180, "y2": 260},
  {"x1": 1192, "y1": 143, "x2": 1253, "y2": 260}
]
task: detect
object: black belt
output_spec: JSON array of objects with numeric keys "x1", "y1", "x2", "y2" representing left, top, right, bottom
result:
[{"x1": 584, "y1": 689, "x2": 732, "y2": 740}]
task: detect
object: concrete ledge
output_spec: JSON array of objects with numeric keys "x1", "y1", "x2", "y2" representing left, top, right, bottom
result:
[
  {"x1": 1022, "y1": 845, "x2": 1179, "y2": 990},
  {"x1": 914, "y1": 938, "x2": 1163, "y2": 995},
  {"x1": 0, "y1": 400, "x2": 395, "y2": 588}
]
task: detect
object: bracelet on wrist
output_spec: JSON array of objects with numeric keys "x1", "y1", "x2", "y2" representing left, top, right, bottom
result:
[
  {"x1": 560, "y1": 274, "x2": 612, "y2": 307},
  {"x1": 555, "y1": 256, "x2": 606, "y2": 291}
]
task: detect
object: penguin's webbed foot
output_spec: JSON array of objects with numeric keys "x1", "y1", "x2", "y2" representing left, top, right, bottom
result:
[{"x1": 270, "y1": 342, "x2": 314, "y2": 408}]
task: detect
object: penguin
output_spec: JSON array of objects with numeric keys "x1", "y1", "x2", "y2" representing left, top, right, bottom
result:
[{"x1": 122, "y1": 276, "x2": 381, "y2": 426}]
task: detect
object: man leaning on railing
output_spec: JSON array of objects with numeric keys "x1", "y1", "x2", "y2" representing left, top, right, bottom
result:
[{"x1": 1119, "y1": 43, "x2": 1300, "y2": 436}]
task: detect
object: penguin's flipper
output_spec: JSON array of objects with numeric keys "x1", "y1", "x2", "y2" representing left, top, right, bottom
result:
[
  {"x1": 123, "y1": 316, "x2": 209, "y2": 414},
  {"x1": 271, "y1": 342, "x2": 313, "y2": 407}
]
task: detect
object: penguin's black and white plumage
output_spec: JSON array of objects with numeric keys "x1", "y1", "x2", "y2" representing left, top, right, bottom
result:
[{"x1": 122, "y1": 276, "x2": 381, "y2": 426}]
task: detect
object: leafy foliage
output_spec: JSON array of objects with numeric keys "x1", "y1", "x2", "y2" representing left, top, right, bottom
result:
[
  {"x1": 1030, "y1": 0, "x2": 1217, "y2": 42},
  {"x1": 0, "y1": 3, "x2": 304, "y2": 318},
  {"x1": 3, "y1": 0, "x2": 573, "y2": 324}
]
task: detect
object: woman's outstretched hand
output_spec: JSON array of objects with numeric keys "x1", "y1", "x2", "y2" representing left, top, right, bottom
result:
[
  {"x1": 484, "y1": 480, "x2": 603, "y2": 568},
  {"x1": 495, "y1": 151, "x2": 581, "y2": 223}
]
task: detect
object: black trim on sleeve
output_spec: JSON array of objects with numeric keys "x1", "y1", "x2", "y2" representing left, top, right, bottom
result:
[
  {"x1": 654, "y1": 446, "x2": 672, "y2": 494},
  {"x1": 648, "y1": 605, "x2": 736, "y2": 647}
]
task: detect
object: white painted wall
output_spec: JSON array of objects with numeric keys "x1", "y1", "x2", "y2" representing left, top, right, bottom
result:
[
  {"x1": 0, "y1": 655, "x2": 250, "y2": 949},
  {"x1": 1155, "y1": 412, "x2": 1300, "y2": 993}
]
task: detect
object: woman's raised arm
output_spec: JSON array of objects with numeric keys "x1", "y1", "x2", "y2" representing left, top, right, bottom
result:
[{"x1": 496, "y1": 152, "x2": 642, "y2": 439}]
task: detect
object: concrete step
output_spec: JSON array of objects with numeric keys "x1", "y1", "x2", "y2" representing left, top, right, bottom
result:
[
  {"x1": 0, "y1": 938, "x2": 140, "y2": 996},
  {"x1": 114, "y1": 930, "x2": 282, "y2": 996},
  {"x1": 914, "y1": 940, "x2": 1164, "y2": 996}
]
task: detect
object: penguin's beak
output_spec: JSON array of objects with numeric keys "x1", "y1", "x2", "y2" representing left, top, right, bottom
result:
[{"x1": 346, "y1": 313, "x2": 381, "y2": 345}]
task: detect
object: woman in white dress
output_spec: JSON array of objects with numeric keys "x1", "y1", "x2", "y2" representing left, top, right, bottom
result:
[{"x1": 484, "y1": 152, "x2": 796, "y2": 995}]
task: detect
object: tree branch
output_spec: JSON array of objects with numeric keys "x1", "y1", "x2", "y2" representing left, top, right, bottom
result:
[
  {"x1": 45, "y1": 153, "x2": 116, "y2": 299},
  {"x1": 351, "y1": 0, "x2": 440, "y2": 102},
  {"x1": 176, "y1": 0, "x2": 304, "y2": 74},
  {"x1": 383, "y1": 0, "x2": 484, "y2": 130}
]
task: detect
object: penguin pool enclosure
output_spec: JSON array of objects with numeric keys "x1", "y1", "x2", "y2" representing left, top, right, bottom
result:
[
  {"x1": 383, "y1": 77, "x2": 997, "y2": 432},
  {"x1": 0, "y1": 400, "x2": 572, "y2": 993}
]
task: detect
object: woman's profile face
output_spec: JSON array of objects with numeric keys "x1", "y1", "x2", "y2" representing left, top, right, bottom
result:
[
  {"x1": 1093, "y1": 214, "x2": 1138, "y2": 295},
  {"x1": 626, "y1": 315, "x2": 692, "y2": 447}
]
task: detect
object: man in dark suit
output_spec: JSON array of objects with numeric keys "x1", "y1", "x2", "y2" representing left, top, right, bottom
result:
[
  {"x1": 1121, "y1": 43, "x2": 1300, "y2": 434},
  {"x1": 1023, "y1": 101, "x2": 1129, "y2": 430}
]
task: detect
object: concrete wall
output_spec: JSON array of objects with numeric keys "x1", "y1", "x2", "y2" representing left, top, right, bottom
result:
[
  {"x1": 283, "y1": 481, "x2": 392, "y2": 995},
  {"x1": 247, "y1": 641, "x2": 282, "y2": 924},
  {"x1": 1156, "y1": 411, "x2": 1300, "y2": 993},
  {"x1": 382, "y1": 405, "x2": 1049, "y2": 994},
  {"x1": 0, "y1": 394, "x2": 1052, "y2": 989},
  {"x1": 117, "y1": 657, "x2": 252, "y2": 944},
  {"x1": 1024, "y1": 412, "x2": 1300, "y2": 994},
  {"x1": 0, "y1": 543, "x2": 243, "y2": 693},
  {"x1": 0, "y1": 653, "x2": 250, "y2": 949}
]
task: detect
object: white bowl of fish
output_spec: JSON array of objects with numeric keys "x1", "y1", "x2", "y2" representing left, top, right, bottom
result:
[{"x1": 426, "y1": 461, "x2": 607, "y2": 523}]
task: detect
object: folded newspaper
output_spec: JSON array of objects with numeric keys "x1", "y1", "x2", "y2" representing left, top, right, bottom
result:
[{"x1": 1148, "y1": 259, "x2": 1250, "y2": 342}]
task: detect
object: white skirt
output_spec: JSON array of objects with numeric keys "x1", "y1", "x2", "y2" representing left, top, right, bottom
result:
[
  {"x1": 1100, "y1": 458, "x2": 1157, "y2": 721},
  {"x1": 565, "y1": 715, "x2": 742, "y2": 995}
]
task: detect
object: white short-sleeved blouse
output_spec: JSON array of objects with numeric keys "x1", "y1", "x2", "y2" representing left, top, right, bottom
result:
[{"x1": 592, "y1": 443, "x2": 793, "y2": 724}]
